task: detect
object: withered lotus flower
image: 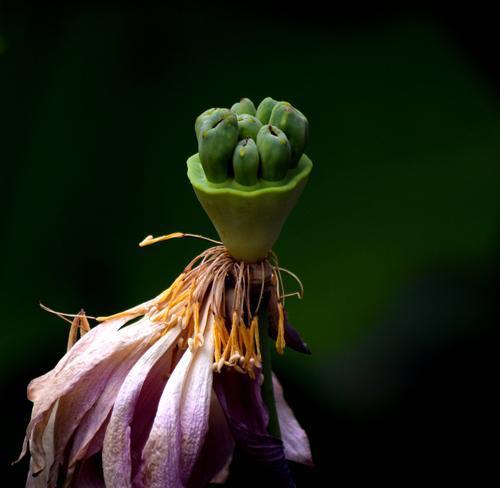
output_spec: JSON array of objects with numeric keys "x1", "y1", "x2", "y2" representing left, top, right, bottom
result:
[{"x1": 18, "y1": 236, "x2": 312, "y2": 487}]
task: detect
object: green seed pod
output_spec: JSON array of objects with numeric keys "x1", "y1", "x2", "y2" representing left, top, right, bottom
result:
[
  {"x1": 255, "y1": 97, "x2": 278, "y2": 124},
  {"x1": 269, "y1": 101, "x2": 309, "y2": 167},
  {"x1": 232, "y1": 138, "x2": 260, "y2": 186},
  {"x1": 256, "y1": 124, "x2": 291, "y2": 181},
  {"x1": 237, "y1": 114, "x2": 262, "y2": 142},
  {"x1": 198, "y1": 109, "x2": 239, "y2": 183},
  {"x1": 195, "y1": 107, "x2": 218, "y2": 143},
  {"x1": 231, "y1": 98, "x2": 256, "y2": 116}
]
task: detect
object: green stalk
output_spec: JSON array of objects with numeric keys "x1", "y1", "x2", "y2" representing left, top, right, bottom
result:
[{"x1": 259, "y1": 308, "x2": 281, "y2": 439}]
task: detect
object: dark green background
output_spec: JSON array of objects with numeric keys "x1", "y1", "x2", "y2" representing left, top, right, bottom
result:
[{"x1": 1, "y1": 2, "x2": 498, "y2": 485}]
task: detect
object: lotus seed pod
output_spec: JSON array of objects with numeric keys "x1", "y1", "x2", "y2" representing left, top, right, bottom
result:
[
  {"x1": 231, "y1": 97, "x2": 256, "y2": 116},
  {"x1": 255, "y1": 97, "x2": 278, "y2": 124},
  {"x1": 232, "y1": 138, "x2": 260, "y2": 186},
  {"x1": 198, "y1": 109, "x2": 239, "y2": 183},
  {"x1": 269, "y1": 101, "x2": 309, "y2": 167},
  {"x1": 237, "y1": 114, "x2": 262, "y2": 142},
  {"x1": 256, "y1": 124, "x2": 291, "y2": 181},
  {"x1": 195, "y1": 107, "x2": 218, "y2": 143}
]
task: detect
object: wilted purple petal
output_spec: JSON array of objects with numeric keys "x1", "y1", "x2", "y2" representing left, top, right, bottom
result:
[
  {"x1": 188, "y1": 393, "x2": 234, "y2": 487},
  {"x1": 25, "y1": 404, "x2": 58, "y2": 488},
  {"x1": 49, "y1": 341, "x2": 151, "y2": 486},
  {"x1": 102, "y1": 325, "x2": 181, "y2": 488},
  {"x1": 22, "y1": 316, "x2": 164, "y2": 477},
  {"x1": 140, "y1": 319, "x2": 214, "y2": 487},
  {"x1": 213, "y1": 369, "x2": 295, "y2": 486},
  {"x1": 129, "y1": 341, "x2": 179, "y2": 485},
  {"x1": 273, "y1": 373, "x2": 313, "y2": 466}
]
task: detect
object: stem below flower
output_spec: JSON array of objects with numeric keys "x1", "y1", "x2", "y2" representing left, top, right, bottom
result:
[{"x1": 259, "y1": 307, "x2": 281, "y2": 439}]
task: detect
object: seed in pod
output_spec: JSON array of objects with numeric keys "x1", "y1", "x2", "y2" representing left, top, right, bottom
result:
[
  {"x1": 237, "y1": 114, "x2": 262, "y2": 142},
  {"x1": 231, "y1": 97, "x2": 256, "y2": 116},
  {"x1": 198, "y1": 109, "x2": 239, "y2": 183},
  {"x1": 269, "y1": 101, "x2": 309, "y2": 167},
  {"x1": 232, "y1": 138, "x2": 260, "y2": 186},
  {"x1": 256, "y1": 124, "x2": 291, "y2": 181},
  {"x1": 195, "y1": 107, "x2": 219, "y2": 143},
  {"x1": 255, "y1": 97, "x2": 278, "y2": 124}
]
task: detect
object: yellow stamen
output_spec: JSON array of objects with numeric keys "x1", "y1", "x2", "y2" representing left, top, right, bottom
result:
[
  {"x1": 193, "y1": 301, "x2": 200, "y2": 345},
  {"x1": 276, "y1": 303, "x2": 285, "y2": 354},
  {"x1": 213, "y1": 317, "x2": 222, "y2": 366},
  {"x1": 155, "y1": 272, "x2": 185, "y2": 306},
  {"x1": 139, "y1": 232, "x2": 222, "y2": 247},
  {"x1": 66, "y1": 310, "x2": 91, "y2": 351}
]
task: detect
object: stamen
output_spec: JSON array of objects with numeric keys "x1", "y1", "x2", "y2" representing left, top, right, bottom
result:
[
  {"x1": 66, "y1": 311, "x2": 91, "y2": 351},
  {"x1": 88, "y1": 244, "x2": 297, "y2": 376},
  {"x1": 279, "y1": 291, "x2": 303, "y2": 300},
  {"x1": 40, "y1": 303, "x2": 93, "y2": 351},
  {"x1": 139, "y1": 232, "x2": 222, "y2": 248},
  {"x1": 96, "y1": 305, "x2": 148, "y2": 322},
  {"x1": 277, "y1": 266, "x2": 304, "y2": 299},
  {"x1": 213, "y1": 317, "x2": 222, "y2": 365},
  {"x1": 276, "y1": 303, "x2": 286, "y2": 355},
  {"x1": 40, "y1": 302, "x2": 97, "y2": 322},
  {"x1": 253, "y1": 261, "x2": 266, "y2": 315}
]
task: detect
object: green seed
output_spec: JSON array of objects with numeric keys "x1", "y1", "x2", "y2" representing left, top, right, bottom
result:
[
  {"x1": 256, "y1": 124, "x2": 291, "y2": 181},
  {"x1": 231, "y1": 97, "x2": 256, "y2": 116},
  {"x1": 255, "y1": 97, "x2": 278, "y2": 124},
  {"x1": 195, "y1": 107, "x2": 218, "y2": 143},
  {"x1": 237, "y1": 114, "x2": 262, "y2": 142},
  {"x1": 269, "y1": 101, "x2": 309, "y2": 167},
  {"x1": 198, "y1": 109, "x2": 239, "y2": 183},
  {"x1": 233, "y1": 138, "x2": 260, "y2": 186}
]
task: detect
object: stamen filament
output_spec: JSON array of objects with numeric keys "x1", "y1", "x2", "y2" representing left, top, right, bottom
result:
[{"x1": 276, "y1": 303, "x2": 286, "y2": 354}]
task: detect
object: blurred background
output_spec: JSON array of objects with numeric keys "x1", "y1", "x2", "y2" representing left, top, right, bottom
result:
[{"x1": 1, "y1": 1, "x2": 498, "y2": 486}]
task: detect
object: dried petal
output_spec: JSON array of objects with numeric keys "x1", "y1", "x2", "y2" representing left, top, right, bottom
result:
[
  {"x1": 21, "y1": 315, "x2": 163, "y2": 477},
  {"x1": 140, "y1": 315, "x2": 214, "y2": 487},
  {"x1": 213, "y1": 369, "x2": 294, "y2": 486},
  {"x1": 273, "y1": 373, "x2": 313, "y2": 466},
  {"x1": 102, "y1": 325, "x2": 182, "y2": 487},
  {"x1": 188, "y1": 393, "x2": 234, "y2": 487}
]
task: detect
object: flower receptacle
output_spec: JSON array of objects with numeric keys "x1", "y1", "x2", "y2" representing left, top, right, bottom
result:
[{"x1": 187, "y1": 152, "x2": 313, "y2": 262}]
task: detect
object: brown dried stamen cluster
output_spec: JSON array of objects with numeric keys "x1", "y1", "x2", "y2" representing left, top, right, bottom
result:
[{"x1": 97, "y1": 245, "x2": 289, "y2": 378}]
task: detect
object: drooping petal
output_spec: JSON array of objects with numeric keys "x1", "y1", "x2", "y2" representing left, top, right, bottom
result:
[
  {"x1": 188, "y1": 392, "x2": 235, "y2": 487},
  {"x1": 102, "y1": 325, "x2": 182, "y2": 488},
  {"x1": 273, "y1": 373, "x2": 313, "y2": 466},
  {"x1": 129, "y1": 342, "x2": 179, "y2": 484},
  {"x1": 25, "y1": 403, "x2": 58, "y2": 488},
  {"x1": 140, "y1": 314, "x2": 214, "y2": 487},
  {"x1": 22, "y1": 315, "x2": 164, "y2": 476},
  {"x1": 48, "y1": 340, "x2": 152, "y2": 486},
  {"x1": 213, "y1": 369, "x2": 294, "y2": 486}
]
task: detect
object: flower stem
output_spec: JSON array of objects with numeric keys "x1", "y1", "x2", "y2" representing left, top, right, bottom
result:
[{"x1": 259, "y1": 307, "x2": 281, "y2": 439}]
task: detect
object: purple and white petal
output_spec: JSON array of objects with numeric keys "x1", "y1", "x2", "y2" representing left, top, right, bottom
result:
[
  {"x1": 140, "y1": 314, "x2": 214, "y2": 487},
  {"x1": 213, "y1": 369, "x2": 294, "y2": 485},
  {"x1": 102, "y1": 325, "x2": 182, "y2": 488},
  {"x1": 22, "y1": 315, "x2": 163, "y2": 476},
  {"x1": 188, "y1": 392, "x2": 235, "y2": 487},
  {"x1": 273, "y1": 373, "x2": 313, "y2": 466}
]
